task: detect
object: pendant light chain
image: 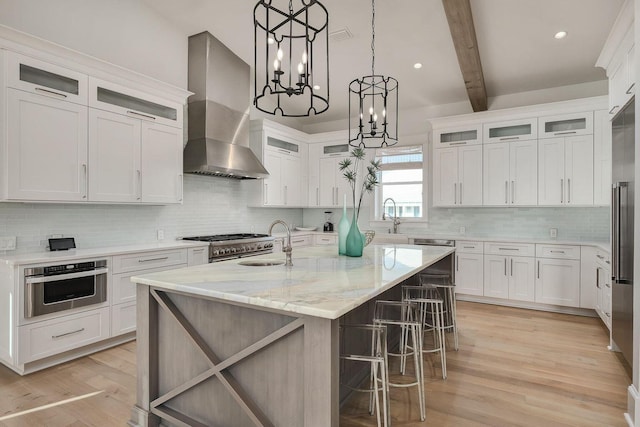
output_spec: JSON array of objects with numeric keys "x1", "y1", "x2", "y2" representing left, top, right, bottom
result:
[{"x1": 371, "y1": 0, "x2": 375, "y2": 76}]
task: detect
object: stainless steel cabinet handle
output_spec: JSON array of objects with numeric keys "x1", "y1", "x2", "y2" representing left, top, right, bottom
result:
[
  {"x1": 596, "y1": 267, "x2": 601, "y2": 289},
  {"x1": 34, "y1": 87, "x2": 68, "y2": 99},
  {"x1": 505, "y1": 181, "x2": 508, "y2": 204},
  {"x1": 264, "y1": 183, "x2": 268, "y2": 204},
  {"x1": 82, "y1": 164, "x2": 87, "y2": 199},
  {"x1": 52, "y1": 328, "x2": 85, "y2": 339},
  {"x1": 537, "y1": 260, "x2": 541, "y2": 279},
  {"x1": 626, "y1": 82, "x2": 635, "y2": 95},
  {"x1": 460, "y1": 182, "x2": 463, "y2": 204},
  {"x1": 316, "y1": 188, "x2": 319, "y2": 205},
  {"x1": 456, "y1": 255, "x2": 459, "y2": 271},
  {"x1": 449, "y1": 141, "x2": 467, "y2": 145},
  {"x1": 454, "y1": 183, "x2": 457, "y2": 205},
  {"x1": 609, "y1": 105, "x2": 620, "y2": 115},
  {"x1": 192, "y1": 248, "x2": 205, "y2": 253},
  {"x1": 605, "y1": 281, "x2": 611, "y2": 289},
  {"x1": 560, "y1": 179, "x2": 564, "y2": 203},
  {"x1": 510, "y1": 258, "x2": 513, "y2": 276},
  {"x1": 511, "y1": 181, "x2": 515, "y2": 204},
  {"x1": 137, "y1": 170, "x2": 142, "y2": 200},
  {"x1": 553, "y1": 131, "x2": 577, "y2": 136},
  {"x1": 284, "y1": 185, "x2": 288, "y2": 205},
  {"x1": 596, "y1": 254, "x2": 604, "y2": 260},
  {"x1": 567, "y1": 178, "x2": 571, "y2": 204},
  {"x1": 138, "y1": 257, "x2": 169, "y2": 263},
  {"x1": 550, "y1": 250, "x2": 565, "y2": 254},
  {"x1": 504, "y1": 258, "x2": 507, "y2": 276},
  {"x1": 126, "y1": 110, "x2": 156, "y2": 120},
  {"x1": 25, "y1": 268, "x2": 108, "y2": 284},
  {"x1": 178, "y1": 174, "x2": 183, "y2": 202},
  {"x1": 292, "y1": 239, "x2": 305, "y2": 244},
  {"x1": 499, "y1": 137, "x2": 519, "y2": 141},
  {"x1": 463, "y1": 246, "x2": 475, "y2": 249},
  {"x1": 498, "y1": 247, "x2": 518, "y2": 251}
]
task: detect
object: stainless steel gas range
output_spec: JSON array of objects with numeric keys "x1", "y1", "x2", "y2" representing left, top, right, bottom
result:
[{"x1": 182, "y1": 234, "x2": 275, "y2": 263}]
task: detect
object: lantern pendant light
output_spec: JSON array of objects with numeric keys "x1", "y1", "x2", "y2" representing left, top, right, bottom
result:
[
  {"x1": 348, "y1": 0, "x2": 398, "y2": 148},
  {"x1": 254, "y1": 0, "x2": 329, "y2": 117}
]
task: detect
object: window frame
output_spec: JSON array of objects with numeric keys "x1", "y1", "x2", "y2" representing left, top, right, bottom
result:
[{"x1": 371, "y1": 144, "x2": 428, "y2": 224}]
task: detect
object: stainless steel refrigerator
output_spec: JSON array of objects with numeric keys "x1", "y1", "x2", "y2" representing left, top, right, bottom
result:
[{"x1": 612, "y1": 98, "x2": 635, "y2": 366}]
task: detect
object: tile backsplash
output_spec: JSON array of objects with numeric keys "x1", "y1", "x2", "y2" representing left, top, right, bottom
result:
[{"x1": 0, "y1": 175, "x2": 302, "y2": 254}]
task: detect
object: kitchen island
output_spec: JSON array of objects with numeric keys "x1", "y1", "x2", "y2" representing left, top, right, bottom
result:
[{"x1": 129, "y1": 244, "x2": 455, "y2": 427}]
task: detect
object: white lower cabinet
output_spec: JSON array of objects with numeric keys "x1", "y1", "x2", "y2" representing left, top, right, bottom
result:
[
  {"x1": 483, "y1": 255, "x2": 535, "y2": 301},
  {"x1": 188, "y1": 246, "x2": 209, "y2": 265},
  {"x1": 111, "y1": 301, "x2": 136, "y2": 336},
  {"x1": 484, "y1": 255, "x2": 510, "y2": 299},
  {"x1": 535, "y1": 258, "x2": 581, "y2": 307},
  {"x1": 455, "y1": 252, "x2": 484, "y2": 296},
  {"x1": 314, "y1": 234, "x2": 337, "y2": 245},
  {"x1": 18, "y1": 307, "x2": 110, "y2": 364}
]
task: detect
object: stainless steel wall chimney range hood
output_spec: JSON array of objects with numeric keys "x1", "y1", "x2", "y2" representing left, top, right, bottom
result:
[{"x1": 183, "y1": 31, "x2": 269, "y2": 179}]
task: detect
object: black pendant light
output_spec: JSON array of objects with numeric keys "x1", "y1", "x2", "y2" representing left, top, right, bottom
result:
[
  {"x1": 254, "y1": 0, "x2": 329, "y2": 117},
  {"x1": 348, "y1": 0, "x2": 398, "y2": 148}
]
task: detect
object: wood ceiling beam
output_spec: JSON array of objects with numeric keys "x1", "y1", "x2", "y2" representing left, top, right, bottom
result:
[{"x1": 442, "y1": 0, "x2": 488, "y2": 112}]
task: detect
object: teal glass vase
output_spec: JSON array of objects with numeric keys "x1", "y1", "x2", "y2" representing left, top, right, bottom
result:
[
  {"x1": 345, "y1": 212, "x2": 364, "y2": 257},
  {"x1": 338, "y1": 195, "x2": 350, "y2": 255}
]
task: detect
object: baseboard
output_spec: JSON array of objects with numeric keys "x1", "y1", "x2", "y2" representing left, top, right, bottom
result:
[{"x1": 456, "y1": 294, "x2": 598, "y2": 317}]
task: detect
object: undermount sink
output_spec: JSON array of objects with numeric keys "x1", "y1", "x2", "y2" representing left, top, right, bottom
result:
[{"x1": 238, "y1": 259, "x2": 285, "y2": 267}]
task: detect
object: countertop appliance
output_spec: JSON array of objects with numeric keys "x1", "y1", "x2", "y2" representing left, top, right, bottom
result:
[
  {"x1": 612, "y1": 98, "x2": 635, "y2": 367},
  {"x1": 181, "y1": 234, "x2": 275, "y2": 263},
  {"x1": 24, "y1": 260, "x2": 108, "y2": 318},
  {"x1": 323, "y1": 211, "x2": 334, "y2": 232}
]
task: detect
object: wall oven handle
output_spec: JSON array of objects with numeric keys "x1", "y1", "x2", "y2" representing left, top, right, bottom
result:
[{"x1": 25, "y1": 267, "x2": 108, "y2": 284}]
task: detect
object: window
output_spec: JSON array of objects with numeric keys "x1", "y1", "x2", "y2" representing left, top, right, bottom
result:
[{"x1": 374, "y1": 145, "x2": 424, "y2": 220}]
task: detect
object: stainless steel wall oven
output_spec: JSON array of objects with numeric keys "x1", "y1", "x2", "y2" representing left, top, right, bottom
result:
[{"x1": 24, "y1": 260, "x2": 108, "y2": 318}]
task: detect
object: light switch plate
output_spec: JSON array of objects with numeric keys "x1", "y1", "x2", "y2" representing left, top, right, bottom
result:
[
  {"x1": 549, "y1": 228, "x2": 558, "y2": 238},
  {"x1": 459, "y1": 226, "x2": 466, "y2": 235},
  {"x1": 0, "y1": 236, "x2": 17, "y2": 250},
  {"x1": 157, "y1": 229, "x2": 165, "y2": 241}
]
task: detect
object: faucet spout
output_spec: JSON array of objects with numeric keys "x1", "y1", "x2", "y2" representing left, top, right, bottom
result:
[
  {"x1": 268, "y1": 220, "x2": 293, "y2": 266},
  {"x1": 382, "y1": 198, "x2": 401, "y2": 234}
]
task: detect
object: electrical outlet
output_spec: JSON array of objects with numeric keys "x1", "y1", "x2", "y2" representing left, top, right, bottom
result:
[
  {"x1": 549, "y1": 228, "x2": 558, "y2": 238},
  {"x1": 157, "y1": 229, "x2": 164, "y2": 241},
  {"x1": 0, "y1": 236, "x2": 17, "y2": 250},
  {"x1": 459, "y1": 226, "x2": 466, "y2": 235}
]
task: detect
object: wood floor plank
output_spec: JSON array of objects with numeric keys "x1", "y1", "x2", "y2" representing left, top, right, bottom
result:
[{"x1": 0, "y1": 301, "x2": 630, "y2": 426}]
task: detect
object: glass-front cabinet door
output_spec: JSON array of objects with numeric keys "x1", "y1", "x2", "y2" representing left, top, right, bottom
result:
[
  {"x1": 433, "y1": 124, "x2": 482, "y2": 148},
  {"x1": 538, "y1": 111, "x2": 593, "y2": 139},
  {"x1": 483, "y1": 118, "x2": 537, "y2": 144}
]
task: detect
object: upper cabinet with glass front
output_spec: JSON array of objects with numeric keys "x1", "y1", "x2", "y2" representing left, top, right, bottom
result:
[
  {"x1": 538, "y1": 112, "x2": 593, "y2": 139},
  {"x1": 483, "y1": 118, "x2": 537, "y2": 144},
  {"x1": 433, "y1": 124, "x2": 482, "y2": 148}
]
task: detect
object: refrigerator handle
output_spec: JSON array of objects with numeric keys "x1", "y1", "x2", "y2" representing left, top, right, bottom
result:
[{"x1": 612, "y1": 183, "x2": 621, "y2": 282}]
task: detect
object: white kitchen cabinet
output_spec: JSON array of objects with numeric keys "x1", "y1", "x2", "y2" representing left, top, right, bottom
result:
[
  {"x1": 432, "y1": 145, "x2": 482, "y2": 207},
  {"x1": 538, "y1": 135, "x2": 593, "y2": 206},
  {"x1": 455, "y1": 241, "x2": 483, "y2": 296},
  {"x1": 584, "y1": 246, "x2": 611, "y2": 328},
  {"x1": 307, "y1": 144, "x2": 321, "y2": 207},
  {"x1": 483, "y1": 118, "x2": 537, "y2": 144},
  {"x1": 314, "y1": 234, "x2": 337, "y2": 245},
  {"x1": 433, "y1": 124, "x2": 482, "y2": 149},
  {"x1": 483, "y1": 139, "x2": 537, "y2": 206},
  {"x1": 88, "y1": 109, "x2": 141, "y2": 202},
  {"x1": 607, "y1": 29, "x2": 635, "y2": 118},
  {"x1": 140, "y1": 122, "x2": 183, "y2": 204},
  {"x1": 483, "y1": 255, "x2": 535, "y2": 302},
  {"x1": 7, "y1": 88, "x2": 88, "y2": 201},
  {"x1": 593, "y1": 110, "x2": 612, "y2": 205},
  {"x1": 316, "y1": 142, "x2": 353, "y2": 208},
  {"x1": 535, "y1": 258, "x2": 581, "y2": 307},
  {"x1": 538, "y1": 112, "x2": 593, "y2": 139},
  {"x1": 188, "y1": 246, "x2": 209, "y2": 266}
]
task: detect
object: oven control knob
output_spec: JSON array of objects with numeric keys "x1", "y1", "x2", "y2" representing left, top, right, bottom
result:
[
  {"x1": 212, "y1": 249, "x2": 219, "y2": 256},
  {"x1": 240, "y1": 246, "x2": 246, "y2": 253},
  {"x1": 264, "y1": 243, "x2": 272, "y2": 249}
]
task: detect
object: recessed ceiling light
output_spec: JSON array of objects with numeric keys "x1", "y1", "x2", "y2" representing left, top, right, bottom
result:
[
  {"x1": 313, "y1": 85, "x2": 320, "y2": 90},
  {"x1": 414, "y1": 63, "x2": 423, "y2": 69},
  {"x1": 554, "y1": 31, "x2": 567, "y2": 40}
]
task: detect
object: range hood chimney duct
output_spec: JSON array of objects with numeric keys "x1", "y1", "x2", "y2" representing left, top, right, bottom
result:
[{"x1": 184, "y1": 31, "x2": 269, "y2": 179}]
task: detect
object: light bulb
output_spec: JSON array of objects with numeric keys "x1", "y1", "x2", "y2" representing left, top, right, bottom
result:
[
  {"x1": 302, "y1": 50, "x2": 308, "y2": 64},
  {"x1": 369, "y1": 106, "x2": 374, "y2": 115},
  {"x1": 273, "y1": 59, "x2": 279, "y2": 71},
  {"x1": 277, "y1": 48, "x2": 283, "y2": 61},
  {"x1": 373, "y1": 113, "x2": 378, "y2": 122},
  {"x1": 297, "y1": 62, "x2": 304, "y2": 74},
  {"x1": 382, "y1": 108, "x2": 386, "y2": 117},
  {"x1": 267, "y1": 37, "x2": 275, "y2": 45}
]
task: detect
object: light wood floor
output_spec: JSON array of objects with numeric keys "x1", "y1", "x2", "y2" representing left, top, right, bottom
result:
[{"x1": 0, "y1": 302, "x2": 630, "y2": 426}]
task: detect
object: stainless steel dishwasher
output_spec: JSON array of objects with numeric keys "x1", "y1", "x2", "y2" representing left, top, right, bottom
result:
[{"x1": 411, "y1": 238, "x2": 456, "y2": 284}]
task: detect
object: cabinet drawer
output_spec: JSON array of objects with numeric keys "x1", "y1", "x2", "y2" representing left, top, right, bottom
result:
[
  {"x1": 433, "y1": 124, "x2": 482, "y2": 148},
  {"x1": 483, "y1": 118, "x2": 537, "y2": 144},
  {"x1": 112, "y1": 262, "x2": 187, "y2": 304},
  {"x1": 455, "y1": 240, "x2": 483, "y2": 254},
  {"x1": 188, "y1": 246, "x2": 209, "y2": 266},
  {"x1": 88, "y1": 78, "x2": 182, "y2": 128},
  {"x1": 112, "y1": 249, "x2": 188, "y2": 274},
  {"x1": 314, "y1": 234, "x2": 337, "y2": 245},
  {"x1": 290, "y1": 235, "x2": 311, "y2": 247},
  {"x1": 111, "y1": 302, "x2": 136, "y2": 336},
  {"x1": 18, "y1": 307, "x2": 109, "y2": 364},
  {"x1": 7, "y1": 52, "x2": 88, "y2": 105},
  {"x1": 595, "y1": 248, "x2": 611, "y2": 267},
  {"x1": 484, "y1": 242, "x2": 535, "y2": 257},
  {"x1": 538, "y1": 112, "x2": 593, "y2": 139},
  {"x1": 536, "y1": 244, "x2": 580, "y2": 260}
]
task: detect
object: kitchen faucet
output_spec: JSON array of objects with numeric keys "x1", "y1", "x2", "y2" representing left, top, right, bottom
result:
[
  {"x1": 268, "y1": 220, "x2": 293, "y2": 266},
  {"x1": 382, "y1": 198, "x2": 401, "y2": 234}
]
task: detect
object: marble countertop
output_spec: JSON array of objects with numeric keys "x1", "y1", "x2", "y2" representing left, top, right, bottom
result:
[
  {"x1": 131, "y1": 244, "x2": 455, "y2": 320},
  {"x1": 0, "y1": 241, "x2": 209, "y2": 266}
]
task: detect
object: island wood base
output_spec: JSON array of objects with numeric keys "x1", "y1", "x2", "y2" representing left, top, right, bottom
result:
[{"x1": 130, "y1": 285, "x2": 339, "y2": 427}]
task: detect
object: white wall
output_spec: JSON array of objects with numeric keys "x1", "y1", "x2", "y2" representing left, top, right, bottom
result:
[{"x1": 0, "y1": 0, "x2": 188, "y2": 88}]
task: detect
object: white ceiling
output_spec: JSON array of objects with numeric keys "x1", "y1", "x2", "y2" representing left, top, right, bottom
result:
[{"x1": 142, "y1": 0, "x2": 624, "y2": 125}]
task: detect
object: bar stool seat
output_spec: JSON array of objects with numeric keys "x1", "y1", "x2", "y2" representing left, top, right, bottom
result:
[
  {"x1": 373, "y1": 300, "x2": 426, "y2": 422},
  {"x1": 340, "y1": 324, "x2": 389, "y2": 427},
  {"x1": 402, "y1": 285, "x2": 447, "y2": 379}
]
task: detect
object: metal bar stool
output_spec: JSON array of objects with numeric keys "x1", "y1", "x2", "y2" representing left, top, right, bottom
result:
[
  {"x1": 419, "y1": 273, "x2": 459, "y2": 351},
  {"x1": 373, "y1": 300, "x2": 426, "y2": 422},
  {"x1": 402, "y1": 285, "x2": 447, "y2": 379},
  {"x1": 340, "y1": 324, "x2": 389, "y2": 427}
]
